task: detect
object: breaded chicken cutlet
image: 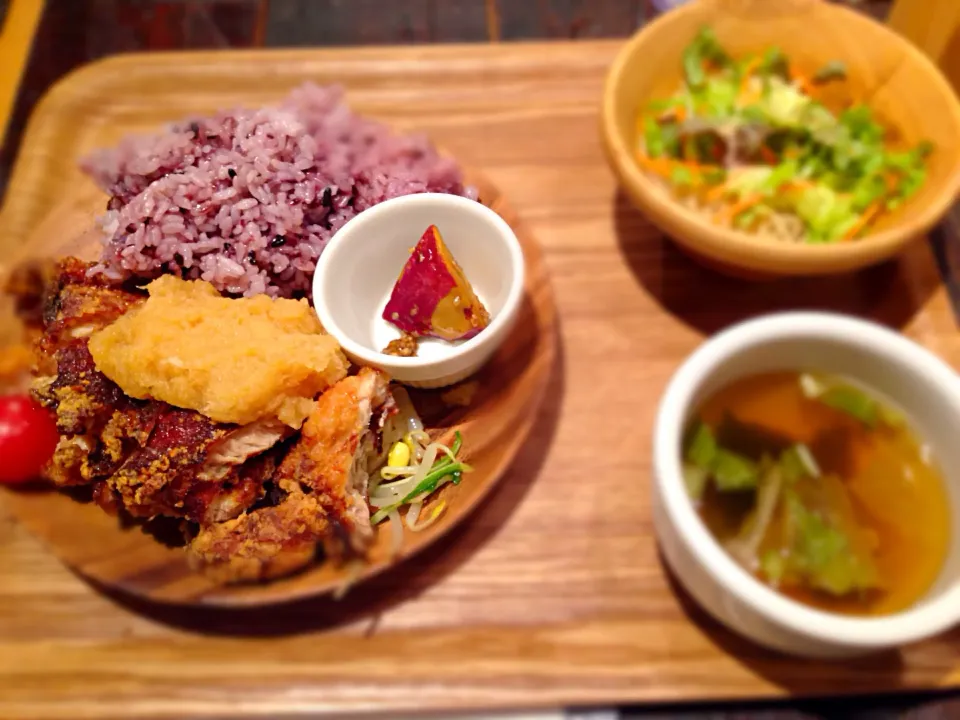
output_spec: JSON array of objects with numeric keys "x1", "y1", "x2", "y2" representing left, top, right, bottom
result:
[
  {"x1": 26, "y1": 258, "x2": 398, "y2": 583},
  {"x1": 188, "y1": 368, "x2": 393, "y2": 582}
]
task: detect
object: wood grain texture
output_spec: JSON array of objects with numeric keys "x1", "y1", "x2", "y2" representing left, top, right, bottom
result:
[
  {"x1": 0, "y1": 174, "x2": 556, "y2": 607},
  {"x1": 602, "y1": 0, "x2": 960, "y2": 277},
  {"x1": 889, "y1": 0, "x2": 960, "y2": 98},
  {"x1": 1, "y1": 41, "x2": 960, "y2": 719}
]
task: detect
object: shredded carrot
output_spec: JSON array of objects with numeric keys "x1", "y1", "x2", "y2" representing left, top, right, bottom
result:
[
  {"x1": 674, "y1": 105, "x2": 687, "y2": 122},
  {"x1": 843, "y1": 203, "x2": 881, "y2": 241},
  {"x1": 635, "y1": 152, "x2": 673, "y2": 177},
  {"x1": 715, "y1": 193, "x2": 763, "y2": 225},
  {"x1": 785, "y1": 60, "x2": 813, "y2": 95},
  {"x1": 636, "y1": 151, "x2": 719, "y2": 187},
  {"x1": 705, "y1": 184, "x2": 729, "y2": 203},
  {"x1": 792, "y1": 70, "x2": 812, "y2": 95},
  {"x1": 760, "y1": 146, "x2": 778, "y2": 165}
]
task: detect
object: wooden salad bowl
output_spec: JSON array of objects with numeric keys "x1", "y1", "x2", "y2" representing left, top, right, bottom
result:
[
  {"x1": 601, "y1": 0, "x2": 960, "y2": 277},
  {"x1": 0, "y1": 173, "x2": 557, "y2": 607}
]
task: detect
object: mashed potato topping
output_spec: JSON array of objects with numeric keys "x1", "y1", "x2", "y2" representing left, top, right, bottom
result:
[{"x1": 88, "y1": 276, "x2": 348, "y2": 428}]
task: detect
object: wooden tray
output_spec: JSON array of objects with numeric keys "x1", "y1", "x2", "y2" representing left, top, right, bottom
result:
[{"x1": 2, "y1": 41, "x2": 960, "y2": 719}]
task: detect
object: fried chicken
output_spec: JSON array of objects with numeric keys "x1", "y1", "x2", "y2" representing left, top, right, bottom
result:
[
  {"x1": 30, "y1": 258, "x2": 400, "y2": 585},
  {"x1": 186, "y1": 491, "x2": 330, "y2": 584},
  {"x1": 31, "y1": 260, "x2": 285, "y2": 524},
  {"x1": 188, "y1": 368, "x2": 393, "y2": 582},
  {"x1": 35, "y1": 257, "x2": 145, "y2": 375}
]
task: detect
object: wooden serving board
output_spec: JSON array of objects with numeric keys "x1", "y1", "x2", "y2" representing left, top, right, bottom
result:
[
  {"x1": 0, "y1": 172, "x2": 555, "y2": 608},
  {"x1": 2, "y1": 41, "x2": 960, "y2": 719}
]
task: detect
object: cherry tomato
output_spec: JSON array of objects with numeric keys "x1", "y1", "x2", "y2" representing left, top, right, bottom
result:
[{"x1": 0, "y1": 395, "x2": 59, "y2": 484}]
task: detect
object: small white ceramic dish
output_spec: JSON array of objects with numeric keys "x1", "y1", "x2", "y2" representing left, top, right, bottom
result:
[
  {"x1": 312, "y1": 193, "x2": 525, "y2": 388},
  {"x1": 653, "y1": 312, "x2": 960, "y2": 658}
]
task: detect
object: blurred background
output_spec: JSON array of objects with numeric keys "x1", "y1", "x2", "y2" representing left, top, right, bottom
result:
[{"x1": 0, "y1": 0, "x2": 897, "y2": 198}]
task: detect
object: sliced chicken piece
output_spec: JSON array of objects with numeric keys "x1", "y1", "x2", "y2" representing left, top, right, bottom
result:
[
  {"x1": 187, "y1": 491, "x2": 329, "y2": 584},
  {"x1": 106, "y1": 406, "x2": 281, "y2": 524},
  {"x1": 92, "y1": 401, "x2": 161, "y2": 473},
  {"x1": 4, "y1": 258, "x2": 57, "y2": 328},
  {"x1": 273, "y1": 367, "x2": 391, "y2": 556},
  {"x1": 107, "y1": 407, "x2": 226, "y2": 517},
  {"x1": 188, "y1": 369, "x2": 395, "y2": 583},
  {"x1": 189, "y1": 450, "x2": 280, "y2": 526},
  {"x1": 198, "y1": 417, "x2": 293, "y2": 481}
]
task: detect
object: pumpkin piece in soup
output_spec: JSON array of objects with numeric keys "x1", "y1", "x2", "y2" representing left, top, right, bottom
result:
[{"x1": 382, "y1": 225, "x2": 490, "y2": 342}]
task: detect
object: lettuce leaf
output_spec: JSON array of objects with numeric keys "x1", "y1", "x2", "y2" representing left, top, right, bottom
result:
[
  {"x1": 793, "y1": 184, "x2": 857, "y2": 242},
  {"x1": 682, "y1": 27, "x2": 730, "y2": 90}
]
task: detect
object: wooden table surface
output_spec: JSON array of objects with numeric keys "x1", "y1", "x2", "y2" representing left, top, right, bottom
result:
[{"x1": 3, "y1": 2, "x2": 960, "y2": 720}]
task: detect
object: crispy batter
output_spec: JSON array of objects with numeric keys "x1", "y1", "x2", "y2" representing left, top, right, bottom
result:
[
  {"x1": 37, "y1": 260, "x2": 144, "y2": 366},
  {"x1": 274, "y1": 367, "x2": 390, "y2": 554},
  {"x1": 92, "y1": 480, "x2": 120, "y2": 516},
  {"x1": 108, "y1": 407, "x2": 237, "y2": 520},
  {"x1": 32, "y1": 261, "x2": 279, "y2": 524},
  {"x1": 187, "y1": 491, "x2": 329, "y2": 583},
  {"x1": 188, "y1": 368, "x2": 392, "y2": 582},
  {"x1": 47, "y1": 435, "x2": 95, "y2": 487},
  {"x1": 35, "y1": 341, "x2": 126, "y2": 436}
]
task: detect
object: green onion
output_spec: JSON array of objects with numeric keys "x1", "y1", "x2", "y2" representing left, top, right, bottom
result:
[{"x1": 820, "y1": 386, "x2": 878, "y2": 427}]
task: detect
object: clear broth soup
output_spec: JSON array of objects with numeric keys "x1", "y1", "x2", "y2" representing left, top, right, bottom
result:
[{"x1": 685, "y1": 371, "x2": 950, "y2": 616}]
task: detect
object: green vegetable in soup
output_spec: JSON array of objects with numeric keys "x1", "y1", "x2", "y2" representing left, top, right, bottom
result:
[
  {"x1": 712, "y1": 448, "x2": 759, "y2": 491},
  {"x1": 683, "y1": 463, "x2": 709, "y2": 502},
  {"x1": 779, "y1": 490, "x2": 880, "y2": 595},
  {"x1": 798, "y1": 373, "x2": 888, "y2": 427},
  {"x1": 685, "y1": 421, "x2": 718, "y2": 471}
]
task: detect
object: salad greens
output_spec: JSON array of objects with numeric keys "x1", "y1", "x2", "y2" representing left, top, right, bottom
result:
[{"x1": 638, "y1": 27, "x2": 933, "y2": 243}]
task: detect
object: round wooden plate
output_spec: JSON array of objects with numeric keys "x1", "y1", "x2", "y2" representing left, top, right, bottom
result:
[{"x1": 1, "y1": 174, "x2": 557, "y2": 606}]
